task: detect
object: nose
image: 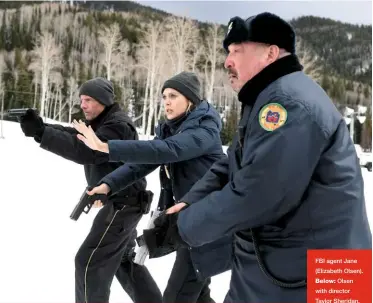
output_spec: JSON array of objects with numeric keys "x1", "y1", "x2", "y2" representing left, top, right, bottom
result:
[
  {"x1": 224, "y1": 54, "x2": 233, "y2": 69},
  {"x1": 163, "y1": 97, "x2": 170, "y2": 106}
]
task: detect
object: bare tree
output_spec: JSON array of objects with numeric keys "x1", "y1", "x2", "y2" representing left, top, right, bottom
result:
[
  {"x1": 189, "y1": 38, "x2": 204, "y2": 72},
  {"x1": 67, "y1": 76, "x2": 79, "y2": 123},
  {"x1": 0, "y1": 52, "x2": 6, "y2": 139},
  {"x1": 145, "y1": 22, "x2": 169, "y2": 135},
  {"x1": 165, "y1": 16, "x2": 199, "y2": 73},
  {"x1": 5, "y1": 51, "x2": 19, "y2": 94},
  {"x1": 52, "y1": 11, "x2": 74, "y2": 45},
  {"x1": 68, "y1": 50, "x2": 81, "y2": 81},
  {"x1": 136, "y1": 21, "x2": 166, "y2": 135},
  {"x1": 133, "y1": 61, "x2": 150, "y2": 132},
  {"x1": 48, "y1": 71, "x2": 63, "y2": 121},
  {"x1": 98, "y1": 22, "x2": 122, "y2": 81},
  {"x1": 52, "y1": 76, "x2": 79, "y2": 122},
  {"x1": 203, "y1": 23, "x2": 225, "y2": 103},
  {"x1": 111, "y1": 40, "x2": 132, "y2": 107},
  {"x1": 19, "y1": 5, "x2": 34, "y2": 32},
  {"x1": 32, "y1": 70, "x2": 40, "y2": 109},
  {"x1": 28, "y1": 31, "x2": 62, "y2": 119}
]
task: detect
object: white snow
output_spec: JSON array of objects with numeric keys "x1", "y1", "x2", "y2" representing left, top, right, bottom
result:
[{"x1": 0, "y1": 120, "x2": 371, "y2": 303}]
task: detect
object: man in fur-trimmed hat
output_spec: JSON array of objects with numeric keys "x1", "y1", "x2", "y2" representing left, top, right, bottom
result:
[
  {"x1": 19, "y1": 77, "x2": 162, "y2": 303},
  {"x1": 162, "y1": 12, "x2": 371, "y2": 303}
]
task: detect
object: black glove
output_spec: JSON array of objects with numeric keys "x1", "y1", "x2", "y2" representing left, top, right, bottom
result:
[
  {"x1": 20, "y1": 109, "x2": 45, "y2": 141},
  {"x1": 140, "y1": 211, "x2": 188, "y2": 259},
  {"x1": 154, "y1": 212, "x2": 188, "y2": 247},
  {"x1": 142, "y1": 223, "x2": 175, "y2": 259}
]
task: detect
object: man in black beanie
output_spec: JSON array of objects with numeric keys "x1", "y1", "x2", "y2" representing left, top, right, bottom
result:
[
  {"x1": 19, "y1": 77, "x2": 162, "y2": 303},
  {"x1": 160, "y1": 11, "x2": 371, "y2": 303}
]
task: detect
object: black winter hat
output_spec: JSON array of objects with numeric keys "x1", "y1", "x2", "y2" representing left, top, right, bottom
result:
[
  {"x1": 79, "y1": 77, "x2": 115, "y2": 106},
  {"x1": 223, "y1": 12, "x2": 296, "y2": 54},
  {"x1": 161, "y1": 71, "x2": 202, "y2": 106}
]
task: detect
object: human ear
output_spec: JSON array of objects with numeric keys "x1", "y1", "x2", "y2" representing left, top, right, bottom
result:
[{"x1": 267, "y1": 45, "x2": 280, "y2": 63}]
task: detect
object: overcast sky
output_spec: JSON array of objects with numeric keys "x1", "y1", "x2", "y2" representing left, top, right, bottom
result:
[{"x1": 136, "y1": 1, "x2": 372, "y2": 25}]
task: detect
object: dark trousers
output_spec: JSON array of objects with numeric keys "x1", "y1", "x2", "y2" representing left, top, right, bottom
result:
[
  {"x1": 163, "y1": 247, "x2": 215, "y2": 303},
  {"x1": 75, "y1": 202, "x2": 162, "y2": 303}
]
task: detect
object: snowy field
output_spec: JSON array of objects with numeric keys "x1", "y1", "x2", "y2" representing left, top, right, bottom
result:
[{"x1": 0, "y1": 120, "x2": 372, "y2": 303}]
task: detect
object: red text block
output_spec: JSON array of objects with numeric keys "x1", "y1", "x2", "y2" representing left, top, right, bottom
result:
[{"x1": 307, "y1": 249, "x2": 372, "y2": 303}]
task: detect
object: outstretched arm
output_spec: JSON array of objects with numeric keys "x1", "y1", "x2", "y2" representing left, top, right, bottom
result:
[
  {"x1": 74, "y1": 118, "x2": 223, "y2": 164},
  {"x1": 40, "y1": 120, "x2": 134, "y2": 165}
]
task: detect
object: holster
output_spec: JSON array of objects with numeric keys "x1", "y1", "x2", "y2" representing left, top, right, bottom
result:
[
  {"x1": 141, "y1": 228, "x2": 177, "y2": 259},
  {"x1": 138, "y1": 190, "x2": 153, "y2": 214}
]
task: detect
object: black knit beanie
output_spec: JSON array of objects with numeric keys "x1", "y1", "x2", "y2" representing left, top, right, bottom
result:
[
  {"x1": 161, "y1": 71, "x2": 202, "y2": 106},
  {"x1": 79, "y1": 77, "x2": 114, "y2": 106},
  {"x1": 223, "y1": 12, "x2": 296, "y2": 54}
]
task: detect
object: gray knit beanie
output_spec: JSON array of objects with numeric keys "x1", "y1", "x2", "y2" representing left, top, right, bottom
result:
[
  {"x1": 79, "y1": 77, "x2": 114, "y2": 106},
  {"x1": 161, "y1": 71, "x2": 202, "y2": 106}
]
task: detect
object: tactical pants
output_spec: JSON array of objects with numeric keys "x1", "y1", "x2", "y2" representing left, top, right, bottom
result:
[
  {"x1": 75, "y1": 202, "x2": 162, "y2": 303},
  {"x1": 163, "y1": 247, "x2": 215, "y2": 303}
]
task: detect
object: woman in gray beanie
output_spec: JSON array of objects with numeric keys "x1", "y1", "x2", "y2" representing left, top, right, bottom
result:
[{"x1": 73, "y1": 71, "x2": 232, "y2": 303}]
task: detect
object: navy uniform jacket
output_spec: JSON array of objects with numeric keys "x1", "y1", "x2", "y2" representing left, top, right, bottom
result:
[
  {"x1": 177, "y1": 55, "x2": 372, "y2": 302},
  {"x1": 100, "y1": 101, "x2": 233, "y2": 280}
]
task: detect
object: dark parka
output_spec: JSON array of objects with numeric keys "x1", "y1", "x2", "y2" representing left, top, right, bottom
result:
[
  {"x1": 177, "y1": 55, "x2": 372, "y2": 302},
  {"x1": 100, "y1": 100, "x2": 233, "y2": 279},
  {"x1": 39, "y1": 103, "x2": 147, "y2": 203}
]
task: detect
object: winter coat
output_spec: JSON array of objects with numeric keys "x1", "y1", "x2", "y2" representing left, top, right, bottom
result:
[
  {"x1": 39, "y1": 103, "x2": 147, "y2": 205},
  {"x1": 177, "y1": 55, "x2": 372, "y2": 302},
  {"x1": 100, "y1": 100, "x2": 233, "y2": 279}
]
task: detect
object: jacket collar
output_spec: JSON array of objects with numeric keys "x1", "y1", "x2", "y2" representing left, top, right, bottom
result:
[
  {"x1": 156, "y1": 100, "x2": 211, "y2": 138},
  {"x1": 87, "y1": 103, "x2": 121, "y2": 131},
  {"x1": 237, "y1": 54, "x2": 303, "y2": 107}
]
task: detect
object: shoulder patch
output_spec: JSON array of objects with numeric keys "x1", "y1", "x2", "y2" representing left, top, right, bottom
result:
[{"x1": 259, "y1": 103, "x2": 287, "y2": 131}]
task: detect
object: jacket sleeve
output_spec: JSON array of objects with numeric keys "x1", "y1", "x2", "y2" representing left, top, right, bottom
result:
[
  {"x1": 44, "y1": 123, "x2": 77, "y2": 134},
  {"x1": 180, "y1": 154, "x2": 229, "y2": 205},
  {"x1": 177, "y1": 100, "x2": 328, "y2": 247},
  {"x1": 40, "y1": 120, "x2": 134, "y2": 165},
  {"x1": 107, "y1": 119, "x2": 221, "y2": 164},
  {"x1": 99, "y1": 163, "x2": 159, "y2": 195}
]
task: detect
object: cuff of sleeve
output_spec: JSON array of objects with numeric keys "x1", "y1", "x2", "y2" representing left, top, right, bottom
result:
[
  {"x1": 98, "y1": 178, "x2": 115, "y2": 196},
  {"x1": 94, "y1": 151, "x2": 110, "y2": 164},
  {"x1": 39, "y1": 126, "x2": 52, "y2": 149},
  {"x1": 177, "y1": 211, "x2": 199, "y2": 247},
  {"x1": 179, "y1": 191, "x2": 197, "y2": 205}
]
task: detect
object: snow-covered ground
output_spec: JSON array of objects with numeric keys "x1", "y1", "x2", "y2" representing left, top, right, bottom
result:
[{"x1": 0, "y1": 120, "x2": 372, "y2": 303}]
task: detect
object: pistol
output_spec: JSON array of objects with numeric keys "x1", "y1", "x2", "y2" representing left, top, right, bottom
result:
[
  {"x1": 70, "y1": 186, "x2": 108, "y2": 221},
  {"x1": 7, "y1": 108, "x2": 38, "y2": 121}
]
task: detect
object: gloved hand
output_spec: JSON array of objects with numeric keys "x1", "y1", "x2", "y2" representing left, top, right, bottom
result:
[
  {"x1": 20, "y1": 109, "x2": 45, "y2": 140},
  {"x1": 154, "y1": 211, "x2": 188, "y2": 248},
  {"x1": 141, "y1": 211, "x2": 188, "y2": 259}
]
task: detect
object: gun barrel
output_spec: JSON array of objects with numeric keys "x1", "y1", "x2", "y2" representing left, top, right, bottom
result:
[{"x1": 7, "y1": 108, "x2": 38, "y2": 118}]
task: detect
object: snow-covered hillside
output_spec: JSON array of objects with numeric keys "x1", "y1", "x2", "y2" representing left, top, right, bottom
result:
[{"x1": 0, "y1": 120, "x2": 371, "y2": 303}]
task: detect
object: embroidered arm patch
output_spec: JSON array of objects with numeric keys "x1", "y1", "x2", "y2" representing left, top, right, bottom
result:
[{"x1": 259, "y1": 103, "x2": 287, "y2": 131}]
